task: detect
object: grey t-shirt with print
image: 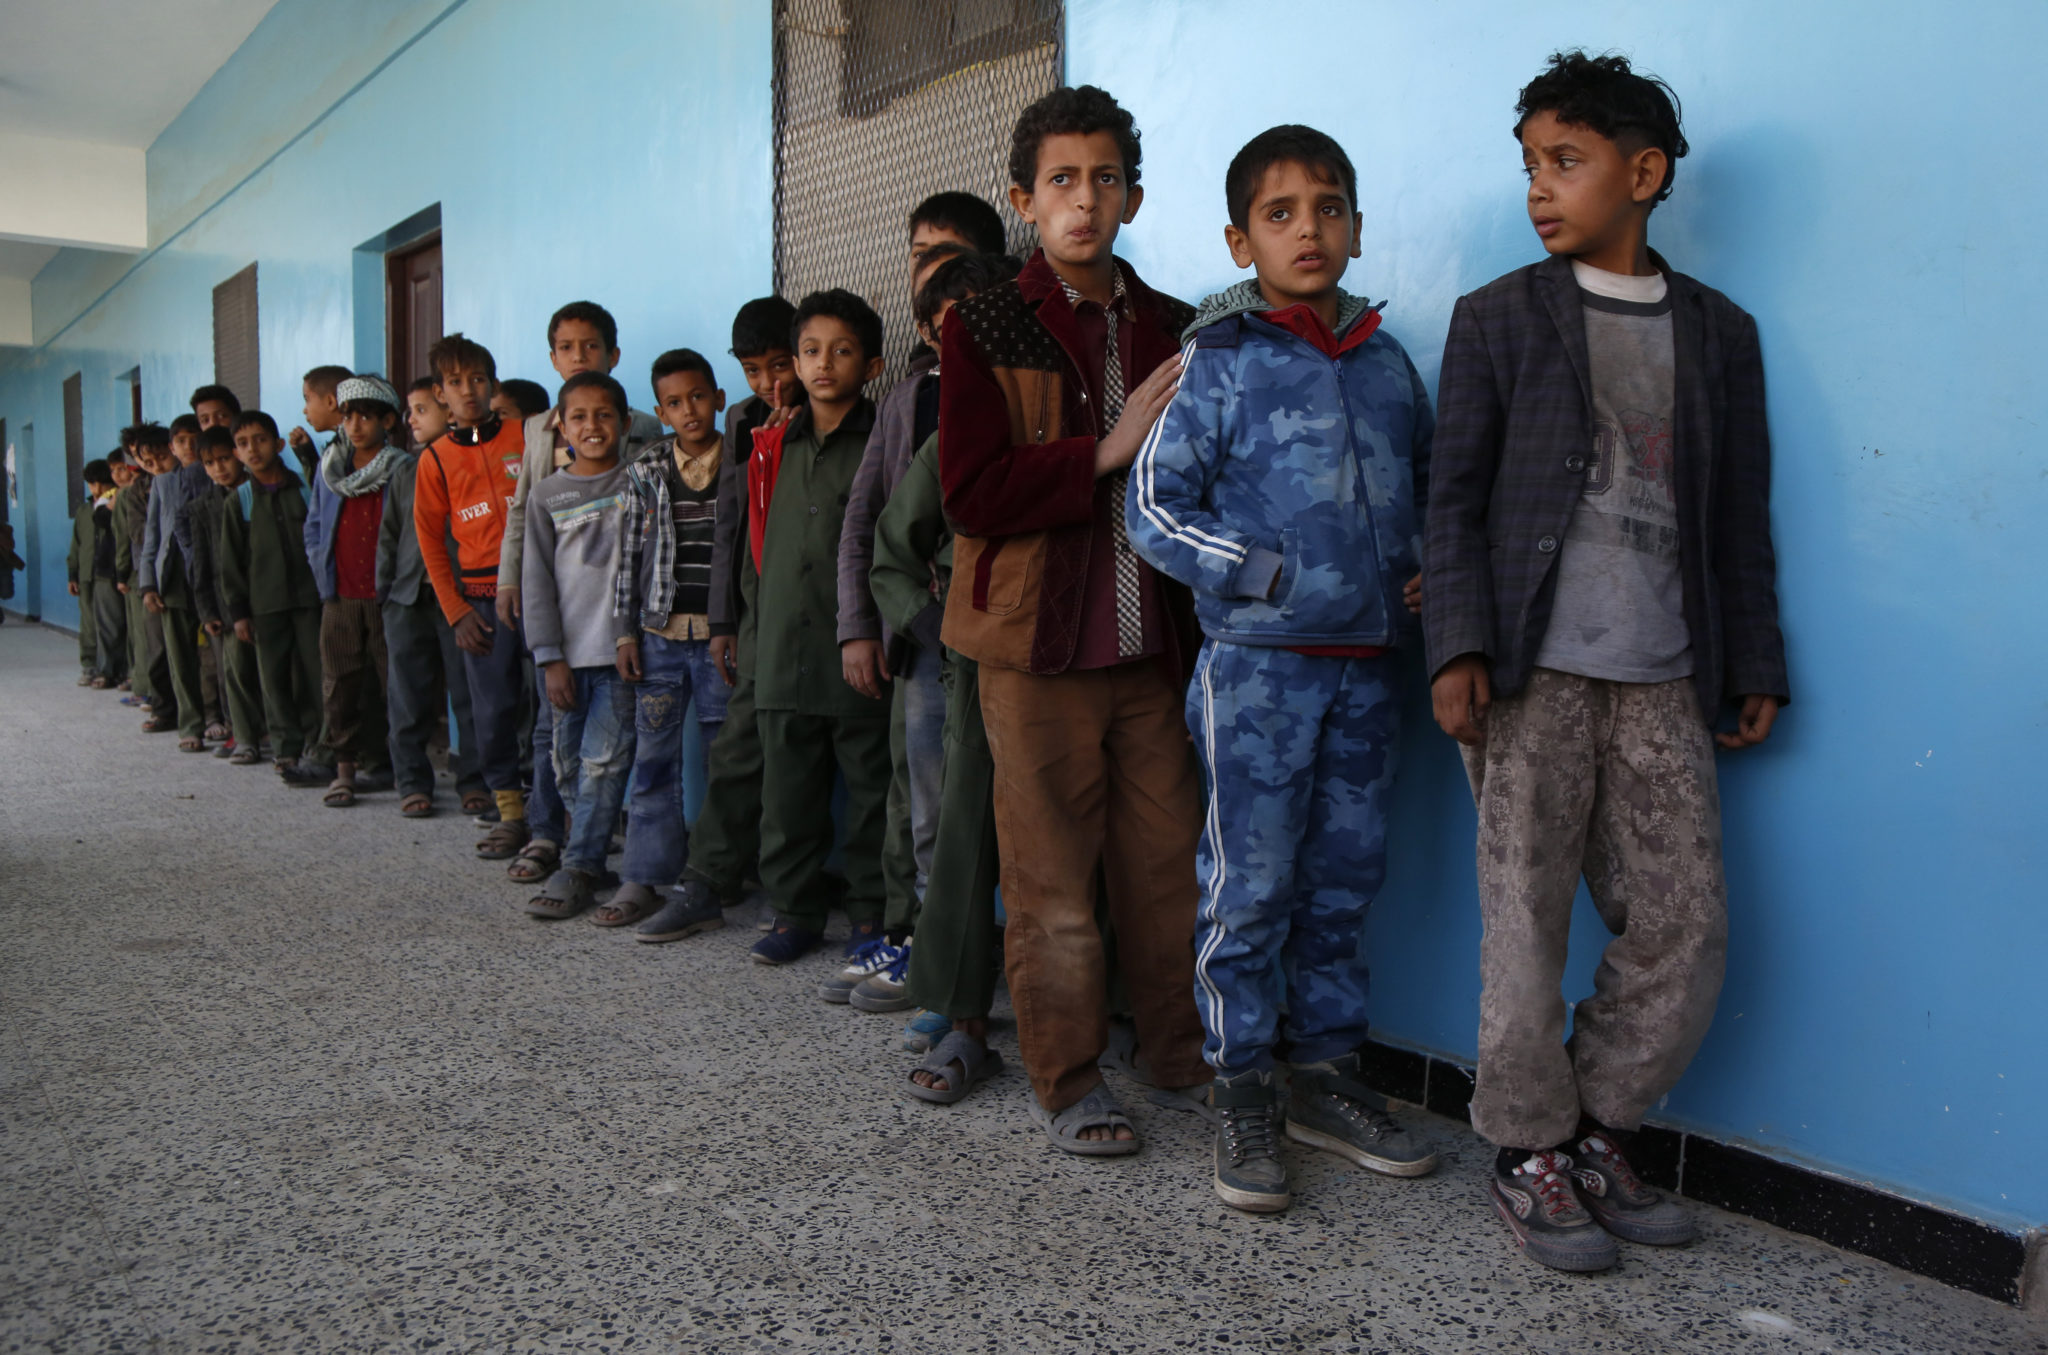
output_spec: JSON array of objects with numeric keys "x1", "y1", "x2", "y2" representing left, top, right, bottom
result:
[{"x1": 1534, "y1": 264, "x2": 1693, "y2": 684}]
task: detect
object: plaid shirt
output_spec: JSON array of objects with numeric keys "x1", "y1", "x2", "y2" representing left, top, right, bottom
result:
[
  {"x1": 615, "y1": 438, "x2": 680, "y2": 628},
  {"x1": 1423, "y1": 252, "x2": 1788, "y2": 717}
]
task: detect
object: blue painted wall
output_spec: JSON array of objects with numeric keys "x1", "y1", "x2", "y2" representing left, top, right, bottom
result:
[
  {"x1": 1071, "y1": 0, "x2": 2047, "y2": 1230},
  {"x1": 4, "y1": 0, "x2": 2040, "y2": 1236}
]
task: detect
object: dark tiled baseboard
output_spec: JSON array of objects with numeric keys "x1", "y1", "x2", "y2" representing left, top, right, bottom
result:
[{"x1": 1359, "y1": 1037, "x2": 2036, "y2": 1306}]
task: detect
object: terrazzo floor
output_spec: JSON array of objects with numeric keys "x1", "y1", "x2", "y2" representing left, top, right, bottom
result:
[{"x1": 1, "y1": 617, "x2": 2042, "y2": 1353}]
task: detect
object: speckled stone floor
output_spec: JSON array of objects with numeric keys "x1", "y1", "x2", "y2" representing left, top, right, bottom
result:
[{"x1": 2, "y1": 617, "x2": 2042, "y2": 1354}]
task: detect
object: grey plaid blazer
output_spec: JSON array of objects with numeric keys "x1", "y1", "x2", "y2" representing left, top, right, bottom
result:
[{"x1": 1423, "y1": 252, "x2": 1788, "y2": 718}]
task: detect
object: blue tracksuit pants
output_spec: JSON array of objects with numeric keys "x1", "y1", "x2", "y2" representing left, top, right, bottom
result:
[{"x1": 1187, "y1": 641, "x2": 1401, "y2": 1076}]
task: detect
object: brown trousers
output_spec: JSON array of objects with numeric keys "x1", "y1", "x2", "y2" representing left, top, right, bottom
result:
[
  {"x1": 979, "y1": 659, "x2": 1207, "y2": 1113},
  {"x1": 319, "y1": 597, "x2": 390, "y2": 766},
  {"x1": 1464, "y1": 668, "x2": 1728, "y2": 1149}
]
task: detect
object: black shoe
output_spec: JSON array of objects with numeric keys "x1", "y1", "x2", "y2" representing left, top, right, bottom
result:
[
  {"x1": 1212, "y1": 1070, "x2": 1289, "y2": 1213},
  {"x1": 1285, "y1": 1051, "x2": 1438, "y2": 1177},
  {"x1": 1488, "y1": 1151, "x2": 1619, "y2": 1272},
  {"x1": 635, "y1": 880, "x2": 727, "y2": 944},
  {"x1": 1569, "y1": 1132, "x2": 1694, "y2": 1245},
  {"x1": 278, "y1": 760, "x2": 336, "y2": 787}
]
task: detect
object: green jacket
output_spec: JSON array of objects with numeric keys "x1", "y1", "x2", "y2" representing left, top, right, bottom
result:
[
  {"x1": 112, "y1": 479, "x2": 148, "y2": 583},
  {"x1": 218, "y1": 470, "x2": 321, "y2": 622},
  {"x1": 66, "y1": 502, "x2": 94, "y2": 586},
  {"x1": 181, "y1": 486, "x2": 231, "y2": 627},
  {"x1": 868, "y1": 431, "x2": 952, "y2": 653},
  {"x1": 752, "y1": 399, "x2": 888, "y2": 720}
]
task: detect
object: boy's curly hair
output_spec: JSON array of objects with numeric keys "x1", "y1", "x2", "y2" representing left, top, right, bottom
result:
[
  {"x1": 1515, "y1": 51, "x2": 1688, "y2": 203},
  {"x1": 1007, "y1": 85, "x2": 1141, "y2": 191}
]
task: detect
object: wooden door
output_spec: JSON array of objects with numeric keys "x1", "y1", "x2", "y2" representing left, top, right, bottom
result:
[{"x1": 387, "y1": 234, "x2": 443, "y2": 389}]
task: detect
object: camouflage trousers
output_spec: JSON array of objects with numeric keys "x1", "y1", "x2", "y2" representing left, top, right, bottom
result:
[
  {"x1": 1189, "y1": 643, "x2": 1401, "y2": 1076},
  {"x1": 1463, "y1": 668, "x2": 1728, "y2": 1149}
]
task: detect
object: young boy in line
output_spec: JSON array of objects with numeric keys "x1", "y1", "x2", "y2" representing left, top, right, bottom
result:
[
  {"x1": 140, "y1": 411, "x2": 214, "y2": 750},
  {"x1": 126, "y1": 426, "x2": 177, "y2": 729},
  {"x1": 875, "y1": 252, "x2": 1018, "y2": 1095},
  {"x1": 380, "y1": 377, "x2": 490, "y2": 818},
  {"x1": 1426, "y1": 53, "x2": 1788, "y2": 1272},
  {"x1": 603, "y1": 348, "x2": 731, "y2": 932},
  {"x1": 110, "y1": 444, "x2": 151, "y2": 704},
  {"x1": 287, "y1": 365, "x2": 352, "y2": 482},
  {"x1": 520, "y1": 372, "x2": 639, "y2": 919},
  {"x1": 497, "y1": 301, "x2": 662, "y2": 887},
  {"x1": 191, "y1": 385, "x2": 242, "y2": 433},
  {"x1": 67, "y1": 460, "x2": 113, "y2": 685},
  {"x1": 88, "y1": 457, "x2": 128, "y2": 688},
  {"x1": 492, "y1": 379, "x2": 551, "y2": 425},
  {"x1": 181, "y1": 427, "x2": 266, "y2": 763},
  {"x1": 825, "y1": 228, "x2": 989, "y2": 1005},
  {"x1": 218, "y1": 411, "x2": 324, "y2": 771},
  {"x1": 937, "y1": 85, "x2": 1208, "y2": 1152},
  {"x1": 743, "y1": 289, "x2": 893, "y2": 966},
  {"x1": 636, "y1": 297, "x2": 795, "y2": 943},
  {"x1": 412, "y1": 333, "x2": 533, "y2": 860},
  {"x1": 1129, "y1": 125, "x2": 1438, "y2": 1211},
  {"x1": 305, "y1": 376, "x2": 407, "y2": 807}
]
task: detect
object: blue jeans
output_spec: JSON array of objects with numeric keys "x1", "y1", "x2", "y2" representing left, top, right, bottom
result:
[
  {"x1": 621, "y1": 633, "x2": 729, "y2": 886},
  {"x1": 551, "y1": 666, "x2": 637, "y2": 876},
  {"x1": 529, "y1": 675, "x2": 566, "y2": 843},
  {"x1": 899, "y1": 642, "x2": 948, "y2": 894}
]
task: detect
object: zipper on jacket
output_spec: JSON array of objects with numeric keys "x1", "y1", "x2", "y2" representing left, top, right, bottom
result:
[{"x1": 1328, "y1": 349, "x2": 1396, "y2": 644}]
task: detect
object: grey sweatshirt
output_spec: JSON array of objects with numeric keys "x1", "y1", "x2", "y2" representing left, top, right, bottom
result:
[{"x1": 521, "y1": 463, "x2": 629, "y2": 668}]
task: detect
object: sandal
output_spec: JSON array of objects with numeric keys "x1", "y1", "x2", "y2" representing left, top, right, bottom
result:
[
  {"x1": 141, "y1": 716, "x2": 175, "y2": 733},
  {"x1": 589, "y1": 882, "x2": 660, "y2": 928},
  {"x1": 1030, "y1": 1085, "x2": 1141, "y2": 1157},
  {"x1": 229, "y1": 746, "x2": 261, "y2": 766},
  {"x1": 89, "y1": 676, "x2": 109, "y2": 689},
  {"x1": 204, "y1": 722, "x2": 230, "y2": 742},
  {"x1": 400, "y1": 793, "x2": 434, "y2": 819},
  {"x1": 323, "y1": 780, "x2": 357, "y2": 808},
  {"x1": 461, "y1": 792, "x2": 492, "y2": 816},
  {"x1": 178, "y1": 737, "x2": 206, "y2": 753},
  {"x1": 526, "y1": 869, "x2": 596, "y2": 920},
  {"x1": 906, "y1": 1031, "x2": 1003, "y2": 1105},
  {"x1": 506, "y1": 839, "x2": 559, "y2": 883},
  {"x1": 475, "y1": 820, "x2": 532, "y2": 860}
]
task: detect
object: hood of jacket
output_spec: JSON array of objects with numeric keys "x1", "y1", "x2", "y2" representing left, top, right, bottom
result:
[{"x1": 1183, "y1": 280, "x2": 1378, "y2": 343}]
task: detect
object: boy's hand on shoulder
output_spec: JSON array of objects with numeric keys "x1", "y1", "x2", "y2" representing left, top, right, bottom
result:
[
  {"x1": 233, "y1": 618, "x2": 253, "y2": 644},
  {"x1": 615, "y1": 638, "x2": 642, "y2": 682},
  {"x1": 1094, "y1": 352, "x2": 1184, "y2": 478},
  {"x1": 709, "y1": 635, "x2": 738, "y2": 687},
  {"x1": 543, "y1": 660, "x2": 576, "y2": 712},
  {"x1": 1431, "y1": 654, "x2": 1492, "y2": 746},
  {"x1": 496, "y1": 586, "x2": 521, "y2": 625},
  {"x1": 840, "y1": 638, "x2": 891, "y2": 700},
  {"x1": 1716, "y1": 694, "x2": 1780, "y2": 750},
  {"x1": 1404, "y1": 571, "x2": 1422, "y2": 614},
  {"x1": 452, "y1": 609, "x2": 493, "y2": 656}
]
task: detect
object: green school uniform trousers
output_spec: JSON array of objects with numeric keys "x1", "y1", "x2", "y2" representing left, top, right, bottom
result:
[
  {"x1": 219, "y1": 476, "x2": 323, "y2": 761},
  {"x1": 113, "y1": 485, "x2": 152, "y2": 701},
  {"x1": 156, "y1": 556, "x2": 207, "y2": 740},
  {"x1": 190, "y1": 489, "x2": 265, "y2": 750},
  {"x1": 752, "y1": 406, "x2": 891, "y2": 932},
  {"x1": 67, "y1": 506, "x2": 97, "y2": 672}
]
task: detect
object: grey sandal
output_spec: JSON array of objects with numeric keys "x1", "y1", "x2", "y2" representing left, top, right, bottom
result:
[
  {"x1": 906, "y1": 1031, "x2": 1002, "y2": 1105},
  {"x1": 1030, "y1": 1085, "x2": 1140, "y2": 1157},
  {"x1": 526, "y1": 868, "x2": 596, "y2": 920}
]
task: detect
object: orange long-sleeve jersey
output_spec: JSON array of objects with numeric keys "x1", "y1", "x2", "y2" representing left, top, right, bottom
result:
[{"x1": 413, "y1": 418, "x2": 526, "y2": 624}]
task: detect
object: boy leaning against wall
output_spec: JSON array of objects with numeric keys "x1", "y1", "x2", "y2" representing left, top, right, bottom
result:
[{"x1": 1424, "y1": 51, "x2": 1789, "y2": 1273}]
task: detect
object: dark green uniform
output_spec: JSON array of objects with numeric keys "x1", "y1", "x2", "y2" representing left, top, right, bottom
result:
[
  {"x1": 871, "y1": 433, "x2": 1002, "y2": 1019},
  {"x1": 66, "y1": 501, "x2": 97, "y2": 675},
  {"x1": 184, "y1": 485, "x2": 265, "y2": 750},
  {"x1": 219, "y1": 470, "x2": 322, "y2": 761},
  {"x1": 753, "y1": 400, "x2": 891, "y2": 932},
  {"x1": 112, "y1": 479, "x2": 156, "y2": 702}
]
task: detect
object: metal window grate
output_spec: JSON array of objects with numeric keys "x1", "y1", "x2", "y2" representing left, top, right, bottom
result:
[
  {"x1": 774, "y1": 0, "x2": 1062, "y2": 391},
  {"x1": 213, "y1": 263, "x2": 260, "y2": 413}
]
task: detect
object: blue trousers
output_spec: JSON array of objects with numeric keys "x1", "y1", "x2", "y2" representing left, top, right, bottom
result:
[
  {"x1": 551, "y1": 666, "x2": 637, "y2": 876},
  {"x1": 621, "y1": 633, "x2": 729, "y2": 886},
  {"x1": 1188, "y1": 642, "x2": 1401, "y2": 1076}
]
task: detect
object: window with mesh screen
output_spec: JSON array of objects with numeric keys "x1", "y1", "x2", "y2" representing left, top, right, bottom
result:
[
  {"x1": 213, "y1": 264, "x2": 260, "y2": 412},
  {"x1": 774, "y1": 0, "x2": 1062, "y2": 390}
]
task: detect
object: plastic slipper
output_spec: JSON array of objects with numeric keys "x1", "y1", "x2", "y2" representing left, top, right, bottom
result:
[
  {"x1": 323, "y1": 780, "x2": 357, "y2": 808},
  {"x1": 203, "y1": 722, "x2": 230, "y2": 742},
  {"x1": 461, "y1": 792, "x2": 492, "y2": 817},
  {"x1": 526, "y1": 869, "x2": 596, "y2": 920},
  {"x1": 475, "y1": 820, "x2": 531, "y2": 860},
  {"x1": 229, "y1": 746, "x2": 262, "y2": 766},
  {"x1": 589, "y1": 882, "x2": 659, "y2": 928},
  {"x1": 1030, "y1": 1085, "x2": 1141, "y2": 1157},
  {"x1": 506, "y1": 839, "x2": 559, "y2": 883},
  {"x1": 400, "y1": 793, "x2": 434, "y2": 818},
  {"x1": 178, "y1": 736, "x2": 206, "y2": 753},
  {"x1": 906, "y1": 1031, "x2": 1002, "y2": 1105}
]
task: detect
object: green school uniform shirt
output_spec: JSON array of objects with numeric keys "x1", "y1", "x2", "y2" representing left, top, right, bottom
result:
[
  {"x1": 867, "y1": 431, "x2": 953, "y2": 646},
  {"x1": 750, "y1": 399, "x2": 888, "y2": 720},
  {"x1": 112, "y1": 480, "x2": 148, "y2": 583},
  {"x1": 218, "y1": 471, "x2": 321, "y2": 622}
]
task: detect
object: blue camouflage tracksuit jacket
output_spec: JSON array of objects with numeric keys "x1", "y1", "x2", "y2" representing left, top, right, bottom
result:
[{"x1": 1127, "y1": 282, "x2": 1433, "y2": 1075}]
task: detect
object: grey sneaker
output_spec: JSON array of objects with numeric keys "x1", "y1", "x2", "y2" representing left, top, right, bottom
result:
[
  {"x1": 634, "y1": 880, "x2": 726, "y2": 944},
  {"x1": 1569, "y1": 1132, "x2": 1695, "y2": 1246},
  {"x1": 1285, "y1": 1052, "x2": 1438, "y2": 1177},
  {"x1": 818, "y1": 938, "x2": 905, "y2": 1004},
  {"x1": 1212, "y1": 1071, "x2": 1290, "y2": 1213},
  {"x1": 1489, "y1": 1151, "x2": 1620, "y2": 1272},
  {"x1": 848, "y1": 939, "x2": 914, "y2": 1012}
]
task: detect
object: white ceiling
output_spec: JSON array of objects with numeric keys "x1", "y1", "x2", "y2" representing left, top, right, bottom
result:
[{"x1": 0, "y1": 0, "x2": 281, "y2": 281}]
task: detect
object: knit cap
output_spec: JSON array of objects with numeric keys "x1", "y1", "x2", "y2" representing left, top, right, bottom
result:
[{"x1": 336, "y1": 375, "x2": 400, "y2": 411}]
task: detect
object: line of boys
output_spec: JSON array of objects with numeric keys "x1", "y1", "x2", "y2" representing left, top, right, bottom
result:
[{"x1": 64, "y1": 51, "x2": 1787, "y2": 1274}]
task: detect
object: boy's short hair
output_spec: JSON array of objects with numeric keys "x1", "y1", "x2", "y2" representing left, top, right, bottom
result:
[
  {"x1": 231, "y1": 410, "x2": 280, "y2": 439},
  {"x1": 908, "y1": 192, "x2": 1007, "y2": 254},
  {"x1": 136, "y1": 422, "x2": 171, "y2": 449},
  {"x1": 559, "y1": 371, "x2": 630, "y2": 422},
  {"x1": 549, "y1": 300, "x2": 619, "y2": 352},
  {"x1": 406, "y1": 375, "x2": 439, "y2": 397},
  {"x1": 792, "y1": 289, "x2": 884, "y2": 367},
  {"x1": 1008, "y1": 84, "x2": 1141, "y2": 191},
  {"x1": 1225, "y1": 125, "x2": 1358, "y2": 230},
  {"x1": 651, "y1": 348, "x2": 717, "y2": 393},
  {"x1": 302, "y1": 364, "x2": 353, "y2": 398},
  {"x1": 198, "y1": 426, "x2": 237, "y2": 455},
  {"x1": 190, "y1": 384, "x2": 242, "y2": 415},
  {"x1": 1514, "y1": 50, "x2": 1688, "y2": 203},
  {"x1": 107, "y1": 448, "x2": 129, "y2": 466},
  {"x1": 83, "y1": 458, "x2": 112, "y2": 485},
  {"x1": 428, "y1": 332, "x2": 497, "y2": 383},
  {"x1": 915, "y1": 252, "x2": 1022, "y2": 330},
  {"x1": 119, "y1": 425, "x2": 141, "y2": 448},
  {"x1": 169, "y1": 413, "x2": 202, "y2": 440},
  {"x1": 730, "y1": 296, "x2": 797, "y2": 359},
  {"x1": 497, "y1": 378, "x2": 551, "y2": 419}
]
